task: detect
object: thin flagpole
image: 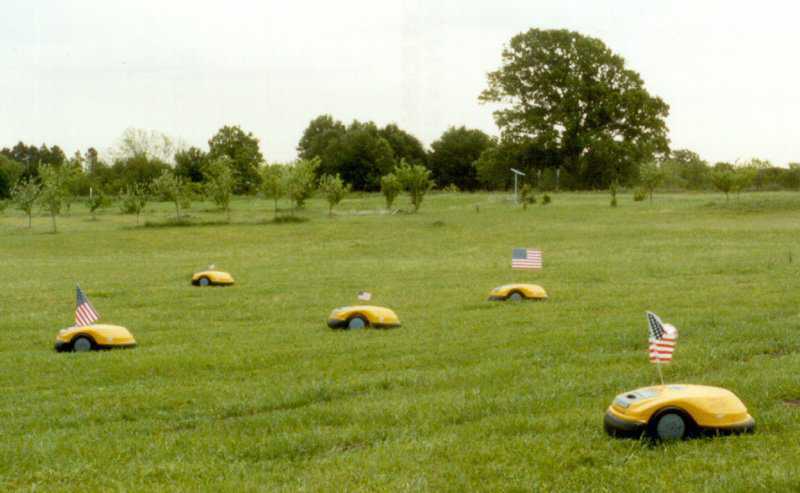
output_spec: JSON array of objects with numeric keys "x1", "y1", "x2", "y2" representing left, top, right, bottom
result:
[{"x1": 656, "y1": 360, "x2": 664, "y2": 385}]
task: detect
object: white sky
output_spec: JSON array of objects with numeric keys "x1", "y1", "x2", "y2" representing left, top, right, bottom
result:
[{"x1": 2, "y1": 0, "x2": 799, "y2": 165}]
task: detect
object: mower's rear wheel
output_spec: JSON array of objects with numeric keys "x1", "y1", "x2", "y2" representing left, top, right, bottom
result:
[
  {"x1": 73, "y1": 336, "x2": 93, "y2": 353},
  {"x1": 509, "y1": 292, "x2": 523, "y2": 301},
  {"x1": 199, "y1": 277, "x2": 210, "y2": 287},
  {"x1": 653, "y1": 411, "x2": 688, "y2": 440},
  {"x1": 347, "y1": 316, "x2": 367, "y2": 330}
]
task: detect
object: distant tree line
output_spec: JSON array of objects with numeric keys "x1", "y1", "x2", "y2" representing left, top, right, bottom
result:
[{"x1": 3, "y1": 27, "x2": 800, "y2": 212}]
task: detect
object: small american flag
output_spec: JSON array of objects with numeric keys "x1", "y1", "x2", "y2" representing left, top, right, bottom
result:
[
  {"x1": 647, "y1": 311, "x2": 677, "y2": 364},
  {"x1": 357, "y1": 291, "x2": 372, "y2": 301},
  {"x1": 75, "y1": 285, "x2": 100, "y2": 326},
  {"x1": 512, "y1": 248, "x2": 542, "y2": 270}
]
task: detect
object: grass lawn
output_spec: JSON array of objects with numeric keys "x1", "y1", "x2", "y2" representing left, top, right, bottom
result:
[{"x1": 1, "y1": 191, "x2": 799, "y2": 492}]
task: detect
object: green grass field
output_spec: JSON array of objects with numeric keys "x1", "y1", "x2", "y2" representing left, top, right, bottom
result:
[{"x1": 1, "y1": 191, "x2": 799, "y2": 492}]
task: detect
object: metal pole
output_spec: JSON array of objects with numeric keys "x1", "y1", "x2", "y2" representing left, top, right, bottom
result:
[
  {"x1": 656, "y1": 361, "x2": 664, "y2": 385},
  {"x1": 514, "y1": 174, "x2": 518, "y2": 203}
]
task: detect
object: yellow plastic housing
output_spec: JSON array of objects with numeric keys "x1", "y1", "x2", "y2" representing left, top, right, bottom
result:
[
  {"x1": 191, "y1": 270, "x2": 235, "y2": 286},
  {"x1": 606, "y1": 384, "x2": 754, "y2": 430},
  {"x1": 327, "y1": 305, "x2": 401, "y2": 329},
  {"x1": 488, "y1": 283, "x2": 548, "y2": 301},
  {"x1": 55, "y1": 324, "x2": 137, "y2": 351}
]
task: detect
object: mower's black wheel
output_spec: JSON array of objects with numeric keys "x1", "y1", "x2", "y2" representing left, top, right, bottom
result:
[
  {"x1": 73, "y1": 336, "x2": 94, "y2": 353},
  {"x1": 347, "y1": 316, "x2": 367, "y2": 330},
  {"x1": 509, "y1": 292, "x2": 523, "y2": 301},
  {"x1": 651, "y1": 410, "x2": 689, "y2": 441},
  {"x1": 199, "y1": 277, "x2": 210, "y2": 287}
]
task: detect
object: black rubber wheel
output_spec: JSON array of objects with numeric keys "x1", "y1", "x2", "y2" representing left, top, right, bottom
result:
[
  {"x1": 199, "y1": 277, "x2": 210, "y2": 287},
  {"x1": 347, "y1": 315, "x2": 368, "y2": 330},
  {"x1": 651, "y1": 411, "x2": 688, "y2": 440},
  {"x1": 509, "y1": 291, "x2": 523, "y2": 301},
  {"x1": 73, "y1": 336, "x2": 93, "y2": 353}
]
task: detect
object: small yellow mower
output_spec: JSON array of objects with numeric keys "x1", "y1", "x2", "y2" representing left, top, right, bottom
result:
[
  {"x1": 55, "y1": 324, "x2": 137, "y2": 352},
  {"x1": 191, "y1": 269, "x2": 235, "y2": 287},
  {"x1": 327, "y1": 305, "x2": 401, "y2": 330},
  {"x1": 488, "y1": 283, "x2": 548, "y2": 301},
  {"x1": 604, "y1": 384, "x2": 755, "y2": 440}
]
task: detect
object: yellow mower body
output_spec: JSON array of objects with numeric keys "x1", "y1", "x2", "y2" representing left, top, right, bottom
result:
[
  {"x1": 488, "y1": 283, "x2": 548, "y2": 301},
  {"x1": 604, "y1": 384, "x2": 755, "y2": 439},
  {"x1": 327, "y1": 305, "x2": 401, "y2": 329},
  {"x1": 55, "y1": 324, "x2": 137, "y2": 352},
  {"x1": 191, "y1": 270, "x2": 235, "y2": 286}
]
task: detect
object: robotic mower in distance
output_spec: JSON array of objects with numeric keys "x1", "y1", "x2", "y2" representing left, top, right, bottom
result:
[
  {"x1": 604, "y1": 384, "x2": 755, "y2": 440},
  {"x1": 55, "y1": 324, "x2": 137, "y2": 352},
  {"x1": 327, "y1": 306, "x2": 401, "y2": 330},
  {"x1": 191, "y1": 269, "x2": 235, "y2": 287},
  {"x1": 488, "y1": 283, "x2": 548, "y2": 301}
]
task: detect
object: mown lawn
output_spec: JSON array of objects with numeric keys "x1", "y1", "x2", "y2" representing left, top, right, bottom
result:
[{"x1": 1, "y1": 191, "x2": 798, "y2": 492}]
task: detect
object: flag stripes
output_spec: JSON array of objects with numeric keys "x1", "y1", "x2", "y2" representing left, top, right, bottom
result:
[
  {"x1": 76, "y1": 285, "x2": 99, "y2": 326},
  {"x1": 512, "y1": 248, "x2": 542, "y2": 270},
  {"x1": 647, "y1": 311, "x2": 677, "y2": 364}
]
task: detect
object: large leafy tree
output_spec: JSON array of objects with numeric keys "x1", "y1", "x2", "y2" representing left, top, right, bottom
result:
[
  {"x1": 297, "y1": 116, "x2": 426, "y2": 191},
  {"x1": 428, "y1": 126, "x2": 494, "y2": 190},
  {"x1": 660, "y1": 149, "x2": 709, "y2": 190},
  {"x1": 379, "y1": 124, "x2": 427, "y2": 166},
  {"x1": 480, "y1": 28, "x2": 670, "y2": 189},
  {"x1": 0, "y1": 155, "x2": 23, "y2": 199},
  {"x1": 175, "y1": 147, "x2": 208, "y2": 183},
  {"x1": 208, "y1": 125, "x2": 264, "y2": 194},
  {"x1": 297, "y1": 115, "x2": 346, "y2": 161},
  {"x1": 1, "y1": 142, "x2": 66, "y2": 181}
]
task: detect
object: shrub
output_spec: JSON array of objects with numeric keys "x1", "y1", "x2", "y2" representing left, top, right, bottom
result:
[
  {"x1": 319, "y1": 173, "x2": 350, "y2": 216},
  {"x1": 12, "y1": 179, "x2": 41, "y2": 228},
  {"x1": 151, "y1": 170, "x2": 191, "y2": 220},
  {"x1": 38, "y1": 164, "x2": 73, "y2": 232},
  {"x1": 203, "y1": 157, "x2": 235, "y2": 221},
  {"x1": 260, "y1": 164, "x2": 286, "y2": 218},
  {"x1": 285, "y1": 157, "x2": 319, "y2": 213},
  {"x1": 87, "y1": 188, "x2": 112, "y2": 220},
  {"x1": 541, "y1": 193, "x2": 551, "y2": 205},
  {"x1": 442, "y1": 183, "x2": 460, "y2": 193},
  {"x1": 120, "y1": 183, "x2": 149, "y2": 224},
  {"x1": 394, "y1": 159, "x2": 433, "y2": 213},
  {"x1": 633, "y1": 188, "x2": 647, "y2": 202},
  {"x1": 380, "y1": 173, "x2": 402, "y2": 209}
]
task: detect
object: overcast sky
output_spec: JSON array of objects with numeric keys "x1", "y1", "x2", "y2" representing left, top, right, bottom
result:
[{"x1": 2, "y1": 0, "x2": 798, "y2": 165}]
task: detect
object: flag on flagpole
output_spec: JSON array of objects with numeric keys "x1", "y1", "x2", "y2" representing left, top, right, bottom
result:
[
  {"x1": 512, "y1": 248, "x2": 542, "y2": 270},
  {"x1": 647, "y1": 311, "x2": 677, "y2": 363},
  {"x1": 75, "y1": 285, "x2": 100, "y2": 326},
  {"x1": 357, "y1": 291, "x2": 372, "y2": 301}
]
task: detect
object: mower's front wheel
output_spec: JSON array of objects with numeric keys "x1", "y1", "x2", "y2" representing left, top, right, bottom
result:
[
  {"x1": 198, "y1": 277, "x2": 210, "y2": 287},
  {"x1": 509, "y1": 292, "x2": 523, "y2": 301},
  {"x1": 347, "y1": 315, "x2": 367, "y2": 330}
]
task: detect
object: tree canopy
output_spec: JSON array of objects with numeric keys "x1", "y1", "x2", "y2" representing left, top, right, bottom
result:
[
  {"x1": 480, "y1": 28, "x2": 670, "y2": 189},
  {"x1": 208, "y1": 125, "x2": 264, "y2": 194},
  {"x1": 428, "y1": 126, "x2": 494, "y2": 190}
]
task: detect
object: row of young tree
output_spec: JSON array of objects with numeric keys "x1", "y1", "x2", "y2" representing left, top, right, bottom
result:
[{"x1": 1, "y1": 154, "x2": 436, "y2": 232}]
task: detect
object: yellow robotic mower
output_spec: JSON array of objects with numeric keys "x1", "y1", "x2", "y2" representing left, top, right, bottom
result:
[
  {"x1": 55, "y1": 324, "x2": 137, "y2": 352},
  {"x1": 327, "y1": 305, "x2": 401, "y2": 330},
  {"x1": 604, "y1": 384, "x2": 755, "y2": 440},
  {"x1": 488, "y1": 283, "x2": 548, "y2": 301},
  {"x1": 191, "y1": 269, "x2": 235, "y2": 287}
]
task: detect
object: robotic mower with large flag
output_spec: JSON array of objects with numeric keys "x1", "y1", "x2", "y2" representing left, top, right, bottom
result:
[
  {"x1": 327, "y1": 291, "x2": 401, "y2": 330},
  {"x1": 604, "y1": 312, "x2": 755, "y2": 440},
  {"x1": 489, "y1": 248, "x2": 548, "y2": 301},
  {"x1": 55, "y1": 285, "x2": 137, "y2": 352}
]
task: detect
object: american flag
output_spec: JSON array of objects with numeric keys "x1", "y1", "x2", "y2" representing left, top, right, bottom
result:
[
  {"x1": 647, "y1": 311, "x2": 677, "y2": 364},
  {"x1": 357, "y1": 291, "x2": 372, "y2": 301},
  {"x1": 75, "y1": 285, "x2": 100, "y2": 326},
  {"x1": 512, "y1": 248, "x2": 542, "y2": 270}
]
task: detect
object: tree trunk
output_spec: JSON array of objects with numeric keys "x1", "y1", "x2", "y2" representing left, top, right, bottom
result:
[
  {"x1": 273, "y1": 198, "x2": 278, "y2": 218},
  {"x1": 50, "y1": 212, "x2": 57, "y2": 233},
  {"x1": 27, "y1": 212, "x2": 32, "y2": 228}
]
